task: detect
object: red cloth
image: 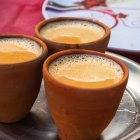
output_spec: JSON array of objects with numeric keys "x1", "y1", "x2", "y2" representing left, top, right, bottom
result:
[
  {"x1": 0, "y1": 0, "x2": 44, "y2": 35},
  {"x1": 0, "y1": 0, "x2": 139, "y2": 64}
]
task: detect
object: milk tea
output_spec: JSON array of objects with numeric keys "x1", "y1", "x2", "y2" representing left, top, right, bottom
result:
[
  {"x1": 0, "y1": 38, "x2": 42, "y2": 64},
  {"x1": 40, "y1": 20, "x2": 105, "y2": 44},
  {"x1": 49, "y1": 54, "x2": 123, "y2": 88}
]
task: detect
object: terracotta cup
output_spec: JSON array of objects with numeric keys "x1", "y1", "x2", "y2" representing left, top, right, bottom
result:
[
  {"x1": 43, "y1": 49, "x2": 129, "y2": 140},
  {"x1": 0, "y1": 34, "x2": 48, "y2": 123},
  {"x1": 35, "y1": 17, "x2": 110, "y2": 55}
]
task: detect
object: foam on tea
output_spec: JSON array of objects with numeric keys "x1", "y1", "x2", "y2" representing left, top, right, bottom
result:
[
  {"x1": 0, "y1": 38, "x2": 42, "y2": 64},
  {"x1": 40, "y1": 20, "x2": 105, "y2": 44},
  {"x1": 49, "y1": 54, "x2": 123, "y2": 88}
]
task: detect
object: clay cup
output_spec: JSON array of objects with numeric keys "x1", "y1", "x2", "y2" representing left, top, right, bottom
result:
[
  {"x1": 35, "y1": 17, "x2": 110, "y2": 55},
  {"x1": 43, "y1": 49, "x2": 128, "y2": 140},
  {"x1": 0, "y1": 34, "x2": 48, "y2": 123}
]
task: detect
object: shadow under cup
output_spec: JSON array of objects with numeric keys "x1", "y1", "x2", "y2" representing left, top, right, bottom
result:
[
  {"x1": 0, "y1": 34, "x2": 48, "y2": 123},
  {"x1": 35, "y1": 17, "x2": 111, "y2": 55},
  {"x1": 43, "y1": 49, "x2": 129, "y2": 140}
]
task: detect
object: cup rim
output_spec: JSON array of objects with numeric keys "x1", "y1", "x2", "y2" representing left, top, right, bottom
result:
[
  {"x1": 35, "y1": 17, "x2": 110, "y2": 46},
  {"x1": 43, "y1": 49, "x2": 129, "y2": 91},
  {"x1": 0, "y1": 34, "x2": 48, "y2": 67}
]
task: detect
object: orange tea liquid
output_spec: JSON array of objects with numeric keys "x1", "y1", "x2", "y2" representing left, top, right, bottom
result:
[
  {"x1": 40, "y1": 20, "x2": 105, "y2": 44},
  {"x1": 49, "y1": 54, "x2": 123, "y2": 88},
  {"x1": 0, "y1": 38, "x2": 42, "y2": 64}
]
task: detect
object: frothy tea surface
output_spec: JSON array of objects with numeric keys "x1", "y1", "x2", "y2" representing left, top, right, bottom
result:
[
  {"x1": 0, "y1": 38, "x2": 42, "y2": 64},
  {"x1": 40, "y1": 20, "x2": 105, "y2": 44},
  {"x1": 49, "y1": 54, "x2": 123, "y2": 88}
]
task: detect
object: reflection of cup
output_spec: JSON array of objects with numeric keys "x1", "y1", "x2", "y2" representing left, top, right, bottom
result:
[
  {"x1": 35, "y1": 17, "x2": 110, "y2": 55},
  {"x1": 0, "y1": 34, "x2": 48, "y2": 123},
  {"x1": 43, "y1": 49, "x2": 128, "y2": 140}
]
